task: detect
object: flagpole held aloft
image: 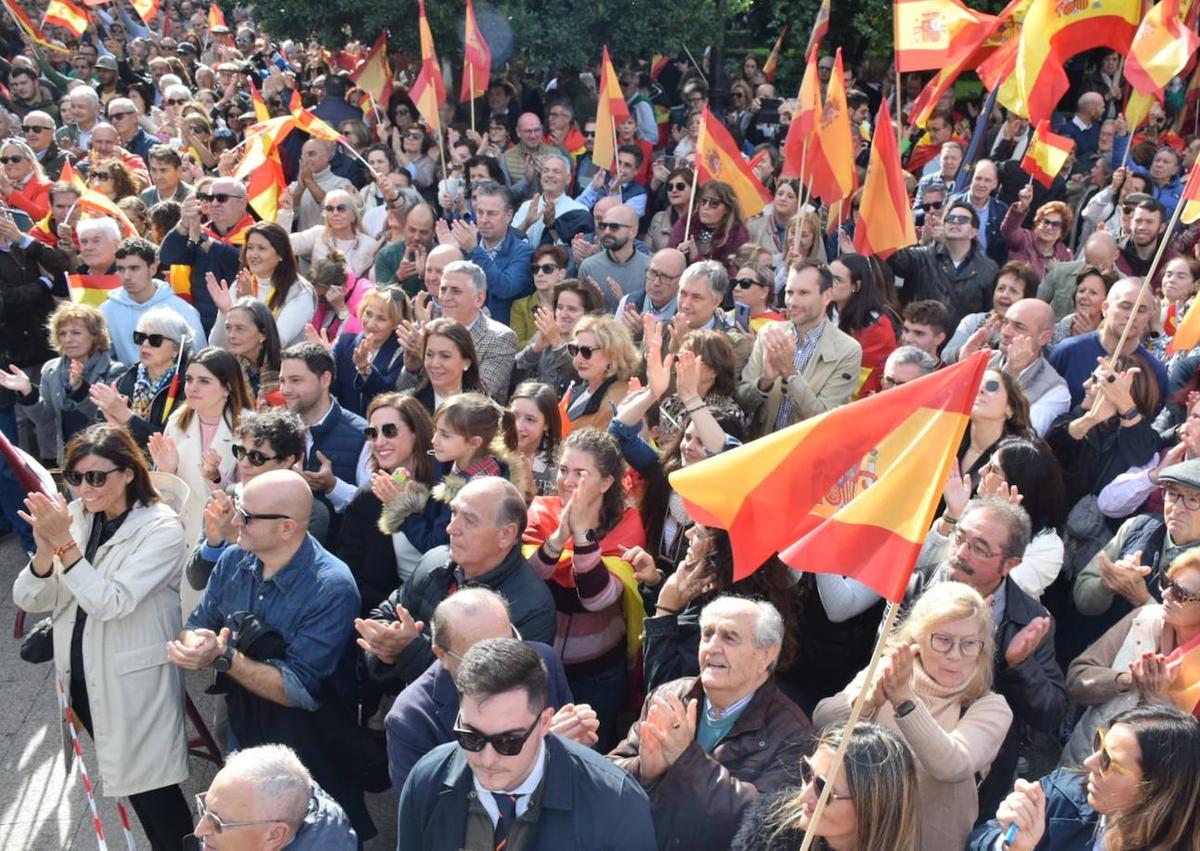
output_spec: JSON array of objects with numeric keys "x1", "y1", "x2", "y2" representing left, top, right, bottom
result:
[{"x1": 683, "y1": 117, "x2": 705, "y2": 243}]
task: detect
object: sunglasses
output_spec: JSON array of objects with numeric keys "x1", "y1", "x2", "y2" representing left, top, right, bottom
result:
[
  {"x1": 598, "y1": 221, "x2": 628, "y2": 231},
  {"x1": 90, "y1": 172, "x2": 112, "y2": 181},
  {"x1": 735, "y1": 277, "x2": 763, "y2": 289},
  {"x1": 944, "y1": 213, "x2": 972, "y2": 225},
  {"x1": 667, "y1": 181, "x2": 689, "y2": 191},
  {"x1": 166, "y1": 98, "x2": 188, "y2": 106},
  {"x1": 0, "y1": 156, "x2": 25, "y2": 165},
  {"x1": 404, "y1": 132, "x2": 424, "y2": 141},
  {"x1": 133, "y1": 331, "x2": 175, "y2": 347},
  {"x1": 108, "y1": 111, "x2": 136, "y2": 120},
  {"x1": 453, "y1": 714, "x2": 540, "y2": 756},
  {"x1": 1159, "y1": 573, "x2": 1200, "y2": 603},
  {"x1": 233, "y1": 497, "x2": 290, "y2": 524},
  {"x1": 64, "y1": 467, "x2": 124, "y2": 487},
  {"x1": 1037, "y1": 219, "x2": 1064, "y2": 229},
  {"x1": 195, "y1": 793, "x2": 284, "y2": 835},
  {"x1": 921, "y1": 200, "x2": 944, "y2": 211},
  {"x1": 323, "y1": 203, "x2": 350, "y2": 213},
  {"x1": 532, "y1": 263, "x2": 561, "y2": 275},
  {"x1": 197, "y1": 192, "x2": 245, "y2": 203},
  {"x1": 583, "y1": 130, "x2": 596, "y2": 138},
  {"x1": 21, "y1": 125, "x2": 51, "y2": 133},
  {"x1": 981, "y1": 378, "x2": 1002, "y2": 393},
  {"x1": 800, "y1": 756, "x2": 850, "y2": 801},
  {"x1": 1092, "y1": 728, "x2": 1135, "y2": 776},
  {"x1": 363, "y1": 423, "x2": 402, "y2": 441},
  {"x1": 567, "y1": 343, "x2": 598, "y2": 359},
  {"x1": 188, "y1": 126, "x2": 211, "y2": 136},
  {"x1": 231, "y1": 444, "x2": 278, "y2": 466},
  {"x1": 698, "y1": 197, "x2": 724, "y2": 208}
]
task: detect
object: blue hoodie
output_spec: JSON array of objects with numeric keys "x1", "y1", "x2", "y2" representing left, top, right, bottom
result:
[{"x1": 100, "y1": 279, "x2": 208, "y2": 364}]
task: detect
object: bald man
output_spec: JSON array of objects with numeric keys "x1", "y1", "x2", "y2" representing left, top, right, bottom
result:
[
  {"x1": 580, "y1": 202, "x2": 653, "y2": 311},
  {"x1": 382, "y1": 588, "x2": 588, "y2": 793},
  {"x1": 172, "y1": 470, "x2": 374, "y2": 838},
  {"x1": 617, "y1": 247, "x2": 687, "y2": 332},
  {"x1": 1062, "y1": 91, "x2": 1107, "y2": 158},
  {"x1": 375, "y1": 203, "x2": 442, "y2": 296},
  {"x1": 290, "y1": 138, "x2": 355, "y2": 231},
  {"x1": 990, "y1": 298, "x2": 1070, "y2": 435}
]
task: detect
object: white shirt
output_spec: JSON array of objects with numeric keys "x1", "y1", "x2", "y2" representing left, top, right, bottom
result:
[
  {"x1": 473, "y1": 737, "x2": 547, "y2": 826},
  {"x1": 302, "y1": 400, "x2": 371, "y2": 511}
]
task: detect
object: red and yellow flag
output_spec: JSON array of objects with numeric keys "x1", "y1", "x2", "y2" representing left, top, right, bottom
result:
[
  {"x1": 806, "y1": 0, "x2": 831, "y2": 60},
  {"x1": 649, "y1": 54, "x2": 671, "y2": 80},
  {"x1": 806, "y1": 48, "x2": 857, "y2": 205},
  {"x1": 130, "y1": 0, "x2": 159, "y2": 23},
  {"x1": 249, "y1": 80, "x2": 270, "y2": 123},
  {"x1": 43, "y1": 0, "x2": 89, "y2": 38},
  {"x1": 671, "y1": 353, "x2": 990, "y2": 599},
  {"x1": 67, "y1": 274, "x2": 121, "y2": 307},
  {"x1": 781, "y1": 49, "x2": 821, "y2": 179},
  {"x1": 293, "y1": 108, "x2": 347, "y2": 144},
  {"x1": 409, "y1": 0, "x2": 446, "y2": 133},
  {"x1": 593, "y1": 45, "x2": 630, "y2": 172},
  {"x1": 59, "y1": 159, "x2": 87, "y2": 194},
  {"x1": 461, "y1": 0, "x2": 492, "y2": 102},
  {"x1": 1182, "y1": 155, "x2": 1200, "y2": 226},
  {"x1": 168, "y1": 265, "x2": 193, "y2": 303},
  {"x1": 1020, "y1": 120, "x2": 1074, "y2": 187},
  {"x1": 762, "y1": 23, "x2": 789, "y2": 82},
  {"x1": 352, "y1": 30, "x2": 394, "y2": 109},
  {"x1": 1125, "y1": 89, "x2": 1157, "y2": 134},
  {"x1": 78, "y1": 188, "x2": 136, "y2": 237},
  {"x1": 246, "y1": 145, "x2": 286, "y2": 224},
  {"x1": 2, "y1": 0, "x2": 64, "y2": 52},
  {"x1": 854, "y1": 98, "x2": 917, "y2": 258},
  {"x1": 1168, "y1": 631, "x2": 1200, "y2": 718},
  {"x1": 1125, "y1": 0, "x2": 1200, "y2": 96},
  {"x1": 207, "y1": 2, "x2": 226, "y2": 29},
  {"x1": 894, "y1": 0, "x2": 994, "y2": 73},
  {"x1": 695, "y1": 107, "x2": 772, "y2": 219}
]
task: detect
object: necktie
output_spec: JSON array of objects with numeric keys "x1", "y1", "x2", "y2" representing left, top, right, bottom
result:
[{"x1": 492, "y1": 792, "x2": 519, "y2": 850}]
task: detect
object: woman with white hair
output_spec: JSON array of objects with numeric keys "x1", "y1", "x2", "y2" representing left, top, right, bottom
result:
[
  {"x1": 284, "y1": 188, "x2": 380, "y2": 278},
  {"x1": 0, "y1": 138, "x2": 51, "y2": 221}
]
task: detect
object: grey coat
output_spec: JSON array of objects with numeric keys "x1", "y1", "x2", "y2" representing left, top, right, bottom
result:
[{"x1": 18, "y1": 351, "x2": 125, "y2": 463}]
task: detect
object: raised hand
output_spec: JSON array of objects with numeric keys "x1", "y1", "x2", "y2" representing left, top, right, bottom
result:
[
  {"x1": 204, "y1": 490, "x2": 238, "y2": 546},
  {"x1": 395, "y1": 320, "x2": 424, "y2": 371},
  {"x1": 0, "y1": 365, "x2": 33, "y2": 396},
  {"x1": 1097, "y1": 549, "x2": 1152, "y2": 605},
  {"x1": 1129, "y1": 650, "x2": 1183, "y2": 700},
  {"x1": 532, "y1": 305, "x2": 560, "y2": 351},
  {"x1": 304, "y1": 324, "x2": 333, "y2": 351},
  {"x1": 147, "y1": 432, "x2": 180, "y2": 474},
  {"x1": 675, "y1": 350, "x2": 702, "y2": 402},
  {"x1": 353, "y1": 608, "x2": 424, "y2": 664},
  {"x1": 205, "y1": 271, "x2": 235, "y2": 314},
  {"x1": 1005, "y1": 616, "x2": 1051, "y2": 667},
  {"x1": 622, "y1": 545, "x2": 662, "y2": 586},
  {"x1": 644, "y1": 316, "x2": 675, "y2": 399}
]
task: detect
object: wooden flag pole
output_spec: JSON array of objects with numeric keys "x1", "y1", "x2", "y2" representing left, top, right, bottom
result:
[
  {"x1": 894, "y1": 66, "x2": 904, "y2": 150},
  {"x1": 797, "y1": 601, "x2": 902, "y2": 851},
  {"x1": 683, "y1": 117, "x2": 705, "y2": 243},
  {"x1": 469, "y1": 65, "x2": 476, "y2": 136},
  {"x1": 681, "y1": 43, "x2": 709, "y2": 86}
]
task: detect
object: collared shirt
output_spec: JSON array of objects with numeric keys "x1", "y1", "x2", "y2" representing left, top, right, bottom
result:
[
  {"x1": 697, "y1": 691, "x2": 755, "y2": 752},
  {"x1": 473, "y1": 737, "x2": 547, "y2": 825},
  {"x1": 774, "y1": 320, "x2": 827, "y2": 430},
  {"x1": 304, "y1": 400, "x2": 371, "y2": 511}
]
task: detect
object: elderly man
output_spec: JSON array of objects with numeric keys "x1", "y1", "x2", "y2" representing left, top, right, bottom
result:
[
  {"x1": 579, "y1": 203, "x2": 651, "y2": 312},
  {"x1": 55, "y1": 87, "x2": 101, "y2": 157},
  {"x1": 948, "y1": 158, "x2": 1009, "y2": 266},
  {"x1": 169, "y1": 470, "x2": 373, "y2": 839},
  {"x1": 501, "y1": 112, "x2": 563, "y2": 187},
  {"x1": 398, "y1": 639, "x2": 656, "y2": 851},
  {"x1": 666, "y1": 259, "x2": 752, "y2": 367},
  {"x1": 103, "y1": 236, "x2": 207, "y2": 363},
  {"x1": 1048, "y1": 276, "x2": 1169, "y2": 408},
  {"x1": 617, "y1": 248, "x2": 687, "y2": 336},
  {"x1": 289, "y1": 138, "x2": 355, "y2": 231},
  {"x1": 609, "y1": 597, "x2": 812, "y2": 851},
  {"x1": 396, "y1": 259, "x2": 518, "y2": 401},
  {"x1": 881, "y1": 345, "x2": 939, "y2": 390},
  {"x1": 385, "y1": 588, "x2": 590, "y2": 794},
  {"x1": 74, "y1": 217, "x2": 121, "y2": 276},
  {"x1": 85, "y1": 122, "x2": 150, "y2": 189},
  {"x1": 195, "y1": 745, "x2": 357, "y2": 850},
  {"x1": 374, "y1": 202, "x2": 437, "y2": 294},
  {"x1": 913, "y1": 495, "x2": 1066, "y2": 819},
  {"x1": 106, "y1": 97, "x2": 156, "y2": 167},
  {"x1": 1037, "y1": 231, "x2": 1118, "y2": 319},
  {"x1": 21, "y1": 111, "x2": 70, "y2": 180},
  {"x1": 359, "y1": 477, "x2": 557, "y2": 689},
  {"x1": 441, "y1": 180, "x2": 534, "y2": 325},
  {"x1": 737, "y1": 259, "x2": 862, "y2": 438},
  {"x1": 513, "y1": 151, "x2": 590, "y2": 246}
]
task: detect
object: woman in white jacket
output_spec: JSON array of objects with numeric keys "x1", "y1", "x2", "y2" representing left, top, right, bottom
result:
[
  {"x1": 13, "y1": 423, "x2": 192, "y2": 850},
  {"x1": 286, "y1": 188, "x2": 380, "y2": 279}
]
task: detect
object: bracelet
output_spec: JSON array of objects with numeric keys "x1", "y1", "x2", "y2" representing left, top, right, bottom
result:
[
  {"x1": 655, "y1": 604, "x2": 680, "y2": 615},
  {"x1": 54, "y1": 540, "x2": 77, "y2": 560},
  {"x1": 683, "y1": 402, "x2": 707, "y2": 415},
  {"x1": 940, "y1": 513, "x2": 958, "y2": 527}
]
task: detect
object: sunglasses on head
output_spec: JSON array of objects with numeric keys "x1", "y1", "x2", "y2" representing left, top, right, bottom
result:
[
  {"x1": 667, "y1": 181, "x2": 689, "y2": 191},
  {"x1": 800, "y1": 756, "x2": 850, "y2": 801},
  {"x1": 0, "y1": 156, "x2": 25, "y2": 165},
  {"x1": 90, "y1": 171, "x2": 112, "y2": 181},
  {"x1": 452, "y1": 714, "x2": 540, "y2": 756},
  {"x1": 567, "y1": 343, "x2": 597, "y2": 359},
  {"x1": 133, "y1": 331, "x2": 173, "y2": 347},
  {"x1": 21, "y1": 125, "x2": 51, "y2": 134},
  {"x1": 324, "y1": 203, "x2": 350, "y2": 213},
  {"x1": 64, "y1": 467, "x2": 123, "y2": 487},
  {"x1": 735, "y1": 277, "x2": 762, "y2": 289},
  {"x1": 532, "y1": 262, "x2": 561, "y2": 275},
  {"x1": 231, "y1": 444, "x2": 278, "y2": 466},
  {"x1": 364, "y1": 423, "x2": 402, "y2": 441}
]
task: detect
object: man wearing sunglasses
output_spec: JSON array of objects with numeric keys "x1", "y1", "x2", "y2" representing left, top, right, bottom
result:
[
  {"x1": 398, "y1": 639, "x2": 656, "y2": 851},
  {"x1": 20, "y1": 111, "x2": 70, "y2": 182},
  {"x1": 578, "y1": 203, "x2": 651, "y2": 313},
  {"x1": 610, "y1": 597, "x2": 810, "y2": 851},
  {"x1": 107, "y1": 97, "x2": 157, "y2": 167}
]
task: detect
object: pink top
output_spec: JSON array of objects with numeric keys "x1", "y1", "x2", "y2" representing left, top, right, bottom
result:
[{"x1": 310, "y1": 272, "x2": 370, "y2": 339}]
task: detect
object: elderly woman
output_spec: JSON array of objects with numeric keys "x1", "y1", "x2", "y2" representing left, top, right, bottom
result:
[
  {"x1": 670, "y1": 180, "x2": 750, "y2": 276},
  {"x1": 814, "y1": 582, "x2": 1013, "y2": 851},
  {"x1": 1051, "y1": 265, "x2": 1118, "y2": 346},
  {"x1": 330, "y1": 287, "x2": 407, "y2": 416},
  {"x1": 510, "y1": 245, "x2": 568, "y2": 348},
  {"x1": 746, "y1": 179, "x2": 801, "y2": 268},
  {"x1": 13, "y1": 423, "x2": 192, "y2": 848},
  {"x1": 561, "y1": 314, "x2": 640, "y2": 433},
  {"x1": 90, "y1": 307, "x2": 193, "y2": 447},
  {"x1": 220, "y1": 298, "x2": 282, "y2": 398},
  {"x1": 1001, "y1": 187, "x2": 1074, "y2": 280},
  {"x1": 286, "y1": 188, "x2": 379, "y2": 278},
  {"x1": 0, "y1": 303, "x2": 124, "y2": 463},
  {"x1": 512, "y1": 278, "x2": 604, "y2": 396},
  {"x1": 0, "y1": 138, "x2": 51, "y2": 221}
]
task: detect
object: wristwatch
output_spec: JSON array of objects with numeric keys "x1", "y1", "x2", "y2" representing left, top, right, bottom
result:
[
  {"x1": 212, "y1": 645, "x2": 236, "y2": 673},
  {"x1": 894, "y1": 699, "x2": 917, "y2": 718}
]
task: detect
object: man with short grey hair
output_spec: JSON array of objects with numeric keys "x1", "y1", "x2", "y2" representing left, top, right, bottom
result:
[
  {"x1": 882, "y1": 345, "x2": 939, "y2": 389},
  {"x1": 513, "y1": 150, "x2": 590, "y2": 245},
  {"x1": 290, "y1": 138, "x2": 355, "y2": 231},
  {"x1": 610, "y1": 595, "x2": 811, "y2": 851},
  {"x1": 668, "y1": 259, "x2": 753, "y2": 369},
  {"x1": 55, "y1": 87, "x2": 101, "y2": 156},
  {"x1": 107, "y1": 96, "x2": 156, "y2": 166},
  {"x1": 195, "y1": 744, "x2": 357, "y2": 849}
]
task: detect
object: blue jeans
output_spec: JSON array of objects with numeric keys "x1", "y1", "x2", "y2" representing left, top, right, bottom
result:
[{"x1": 0, "y1": 407, "x2": 35, "y2": 553}]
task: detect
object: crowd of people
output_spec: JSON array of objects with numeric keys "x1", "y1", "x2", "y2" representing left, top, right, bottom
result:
[{"x1": 5, "y1": 1, "x2": 1200, "y2": 849}]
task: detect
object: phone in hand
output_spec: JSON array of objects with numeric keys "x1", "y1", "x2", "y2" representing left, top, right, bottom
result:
[{"x1": 734, "y1": 302, "x2": 751, "y2": 332}]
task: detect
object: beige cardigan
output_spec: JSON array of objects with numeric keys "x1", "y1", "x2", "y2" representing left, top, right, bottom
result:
[{"x1": 813, "y1": 661, "x2": 1013, "y2": 851}]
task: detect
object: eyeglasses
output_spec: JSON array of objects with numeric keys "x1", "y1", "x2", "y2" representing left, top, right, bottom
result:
[
  {"x1": 194, "y1": 793, "x2": 287, "y2": 835},
  {"x1": 667, "y1": 181, "x2": 689, "y2": 191},
  {"x1": 363, "y1": 423, "x2": 402, "y2": 441},
  {"x1": 532, "y1": 263, "x2": 561, "y2": 275},
  {"x1": 597, "y1": 221, "x2": 628, "y2": 231},
  {"x1": 0, "y1": 156, "x2": 25, "y2": 165},
  {"x1": 881, "y1": 373, "x2": 910, "y2": 388},
  {"x1": 950, "y1": 527, "x2": 1002, "y2": 560},
  {"x1": 21, "y1": 125, "x2": 51, "y2": 134},
  {"x1": 1037, "y1": 219, "x2": 1064, "y2": 229},
  {"x1": 1159, "y1": 573, "x2": 1200, "y2": 603},
  {"x1": 799, "y1": 756, "x2": 851, "y2": 801},
  {"x1": 698, "y1": 197, "x2": 724, "y2": 209},
  {"x1": 231, "y1": 444, "x2": 278, "y2": 466},
  {"x1": 1162, "y1": 487, "x2": 1200, "y2": 511},
  {"x1": 583, "y1": 130, "x2": 596, "y2": 138},
  {"x1": 197, "y1": 192, "x2": 245, "y2": 203},
  {"x1": 166, "y1": 98, "x2": 188, "y2": 106},
  {"x1": 452, "y1": 714, "x2": 540, "y2": 756},
  {"x1": 108, "y1": 111, "x2": 135, "y2": 120},
  {"x1": 735, "y1": 277, "x2": 763, "y2": 289},
  {"x1": 928, "y1": 631, "x2": 986, "y2": 657},
  {"x1": 567, "y1": 343, "x2": 597, "y2": 359},
  {"x1": 646, "y1": 268, "x2": 681, "y2": 283},
  {"x1": 944, "y1": 213, "x2": 972, "y2": 225},
  {"x1": 404, "y1": 132, "x2": 424, "y2": 141},
  {"x1": 323, "y1": 203, "x2": 351, "y2": 213},
  {"x1": 90, "y1": 172, "x2": 112, "y2": 181},
  {"x1": 64, "y1": 467, "x2": 123, "y2": 487},
  {"x1": 133, "y1": 331, "x2": 174, "y2": 347},
  {"x1": 1092, "y1": 728, "x2": 1136, "y2": 776},
  {"x1": 920, "y1": 200, "x2": 944, "y2": 211},
  {"x1": 233, "y1": 497, "x2": 290, "y2": 524}
]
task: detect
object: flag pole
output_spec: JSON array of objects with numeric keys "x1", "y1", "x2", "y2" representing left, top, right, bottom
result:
[
  {"x1": 469, "y1": 65, "x2": 476, "y2": 136},
  {"x1": 797, "y1": 600, "x2": 903, "y2": 851},
  {"x1": 681, "y1": 43, "x2": 708, "y2": 86},
  {"x1": 683, "y1": 114, "x2": 705, "y2": 243},
  {"x1": 894, "y1": 66, "x2": 904, "y2": 150}
]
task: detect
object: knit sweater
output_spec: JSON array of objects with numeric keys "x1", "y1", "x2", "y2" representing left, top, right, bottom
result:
[{"x1": 813, "y1": 660, "x2": 1012, "y2": 851}]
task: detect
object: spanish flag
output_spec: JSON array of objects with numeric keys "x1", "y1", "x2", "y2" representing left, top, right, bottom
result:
[
  {"x1": 68, "y1": 274, "x2": 121, "y2": 307},
  {"x1": 781, "y1": 49, "x2": 821, "y2": 179},
  {"x1": 806, "y1": 49, "x2": 857, "y2": 205},
  {"x1": 649, "y1": 54, "x2": 671, "y2": 80},
  {"x1": 762, "y1": 23, "x2": 789, "y2": 83},
  {"x1": 409, "y1": 0, "x2": 446, "y2": 133},
  {"x1": 854, "y1": 98, "x2": 916, "y2": 258},
  {"x1": 207, "y1": 2, "x2": 226, "y2": 30},
  {"x1": 130, "y1": 0, "x2": 159, "y2": 24},
  {"x1": 292, "y1": 108, "x2": 346, "y2": 144},
  {"x1": 249, "y1": 79, "x2": 270, "y2": 122},
  {"x1": 353, "y1": 30, "x2": 394, "y2": 108},
  {"x1": 1182, "y1": 156, "x2": 1200, "y2": 225},
  {"x1": 1125, "y1": 0, "x2": 1200, "y2": 96},
  {"x1": 245, "y1": 139, "x2": 286, "y2": 224},
  {"x1": 78, "y1": 189, "x2": 137, "y2": 237},
  {"x1": 1020, "y1": 120, "x2": 1074, "y2": 188},
  {"x1": 461, "y1": 0, "x2": 491, "y2": 102},
  {"x1": 592, "y1": 45, "x2": 630, "y2": 172},
  {"x1": 695, "y1": 107, "x2": 771, "y2": 219},
  {"x1": 169, "y1": 265, "x2": 193, "y2": 303},
  {"x1": 1167, "y1": 165, "x2": 1200, "y2": 353},
  {"x1": 1168, "y1": 631, "x2": 1200, "y2": 718},
  {"x1": 1125, "y1": 89, "x2": 1156, "y2": 136},
  {"x1": 43, "y1": 0, "x2": 88, "y2": 38},
  {"x1": 2, "y1": 0, "x2": 62, "y2": 52},
  {"x1": 894, "y1": 0, "x2": 995, "y2": 73},
  {"x1": 671, "y1": 352, "x2": 990, "y2": 600},
  {"x1": 59, "y1": 158, "x2": 87, "y2": 194},
  {"x1": 806, "y1": 0, "x2": 831, "y2": 60}
]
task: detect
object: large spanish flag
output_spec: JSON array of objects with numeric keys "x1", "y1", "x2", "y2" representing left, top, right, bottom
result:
[
  {"x1": 854, "y1": 98, "x2": 916, "y2": 258},
  {"x1": 593, "y1": 46, "x2": 630, "y2": 172},
  {"x1": 1125, "y1": 0, "x2": 1200, "y2": 95},
  {"x1": 696, "y1": 107, "x2": 772, "y2": 219},
  {"x1": 410, "y1": 0, "x2": 447, "y2": 133},
  {"x1": 781, "y1": 49, "x2": 822, "y2": 179},
  {"x1": 460, "y1": 0, "x2": 492, "y2": 102},
  {"x1": 352, "y1": 30, "x2": 394, "y2": 108},
  {"x1": 671, "y1": 352, "x2": 990, "y2": 599},
  {"x1": 68, "y1": 274, "x2": 121, "y2": 307},
  {"x1": 1168, "y1": 631, "x2": 1200, "y2": 718},
  {"x1": 806, "y1": 49, "x2": 857, "y2": 205},
  {"x1": 43, "y1": 0, "x2": 88, "y2": 38},
  {"x1": 1020, "y1": 120, "x2": 1074, "y2": 187},
  {"x1": 894, "y1": 0, "x2": 995, "y2": 73}
]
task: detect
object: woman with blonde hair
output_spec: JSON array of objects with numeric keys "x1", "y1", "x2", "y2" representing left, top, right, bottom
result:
[
  {"x1": 0, "y1": 137, "x2": 51, "y2": 221},
  {"x1": 776, "y1": 209, "x2": 829, "y2": 291},
  {"x1": 329, "y1": 287, "x2": 408, "y2": 416},
  {"x1": 814, "y1": 581, "x2": 1014, "y2": 851},
  {"x1": 734, "y1": 721, "x2": 921, "y2": 851},
  {"x1": 561, "y1": 314, "x2": 639, "y2": 432},
  {"x1": 286, "y1": 188, "x2": 380, "y2": 277}
]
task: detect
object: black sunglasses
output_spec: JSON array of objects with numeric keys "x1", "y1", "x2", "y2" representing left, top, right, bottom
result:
[
  {"x1": 233, "y1": 497, "x2": 290, "y2": 524},
  {"x1": 109, "y1": 111, "x2": 136, "y2": 120},
  {"x1": 21, "y1": 125, "x2": 51, "y2": 133},
  {"x1": 567, "y1": 343, "x2": 597, "y2": 359},
  {"x1": 323, "y1": 203, "x2": 350, "y2": 213},
  {"x1": 453, "y1": 714, "x2": 540, "y2": 756},
  {"x1": 921, "y1": 200, "x2": 944, "y2": 211},
  {"x1": 90, "y1": 171, "x2": 112, "y2": 181},
  {"x1": 231, "y1": 444, "x2": 278, "y2": 466},
  {"x1": 667, "y1": 181, "x2": 688, "y2": 191},
  {"x1": 364, "y1": 423, "x2": 402, "y2": 441},
  {"x1": 166, "y1": 97, "x2": 188, "y2": 106},
  {"x1": 64, "y1": 467, "x2": 123, "y2": 487},
  {"x1": 197, "y1": 192, "x2": 245, "y2": 203},
  {"x1": 531, "y1": 263, "x2": 561, "y2": 275},
  {"x1": 0, "y1": 156, "x2": 24, "y2": 165},
  {"x1": 800, "y1": 756, "x2": 851, "y2": 801},
  {"x1": 735, "y1": 277, "x2": 762, "y2": 289},
  {"x1": 597, "y1": 221, "x2": 627, "y2": 231},
  {"x1": 944, "y1": 213, "x2": 972, "y2": 225},
  {"x1": 133, "y1": 331, "x2": 174, "y2": 347}
]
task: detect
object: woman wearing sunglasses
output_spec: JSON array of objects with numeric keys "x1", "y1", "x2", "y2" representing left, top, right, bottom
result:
[
  {"x1": 88, "y1": 158, "x2": 140, "y2": 202},
  {"x1": 1002, "y1": 187, "x2": 1075, "y2": 281},
  {"x1": 730, "y1": 263, "x2": 785, "y2": 333},
  {"x1": 671, "y1": 180, "x2": 750, "y2": 276},
  {"x1": 958, "y1": 369, "x2": 1034, "y2": 491},
  {"x1": 746, "y1": 179, "x2": 801, "y2": 269},
  {"x1": 394, "y1": 127, "x2": 437, "y2": 194},
  {"x1": 510, "y1": 245, "x2": 569, "y2": 348},
  {"x1": 828, "y1": 254, "x2": 899, "y2": 397},
  {"x1": 0, "y1": 138, "x2": 51, "y2": 221},
  {"x1": 13, "y1": 423, "x2": 194, "y2": 849},
  {"x1": 513, "y1": 278, "x2": 605, "y2": 398},
  {"x1": 647, "y1": 166, "x2": 695, "y2": 251},
  {"x1": 286, "y1": 188, "x2": 379, "y2": 279},
  {"x1": 561, "y1": 314, "x2": 639, "y2": 433},
  {"x1": 733, "y1": 721, "x2": 920, "y2": 851},
  {"x1": 969, "y1": 704, "x2": 1200, "y2": 851},
  {"x1": 814, "y1": 582, "x2": 1013, "y2": 851},
  {"x1": 334, "y1": 393, "x2": 435, "y2": 612}
]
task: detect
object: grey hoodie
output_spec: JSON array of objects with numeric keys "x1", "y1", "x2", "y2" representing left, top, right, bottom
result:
[{"x1": 100, "y1": 279, "x2": 208, "y2": 364}]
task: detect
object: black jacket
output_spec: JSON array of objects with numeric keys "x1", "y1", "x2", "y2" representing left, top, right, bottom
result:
[
  {"x1": 112, "y1": 358, "x2": 189, "y2": 446},
  {"x1": 0, "y1": 239, "x2": 69, "y2": 370},
  {"x1": 333, "y1": 487, "x2": 398, "y2": 617}
]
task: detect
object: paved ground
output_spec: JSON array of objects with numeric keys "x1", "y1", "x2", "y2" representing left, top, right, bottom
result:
[{"x1": 0, "y1": 532, "x2": 397, "y2": 850}]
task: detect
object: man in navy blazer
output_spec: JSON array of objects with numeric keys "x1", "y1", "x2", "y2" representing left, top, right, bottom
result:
[
  {"x1": 396, "y1": 639, "x2": 655, "y2": 851},
  {"x1": 384, "y1": 588, "x2": 591, "y2": 794}
]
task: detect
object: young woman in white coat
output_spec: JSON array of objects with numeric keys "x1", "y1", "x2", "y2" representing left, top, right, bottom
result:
[{"x1": 13, "y1": 423, "x2": 192, "y2": 850}]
